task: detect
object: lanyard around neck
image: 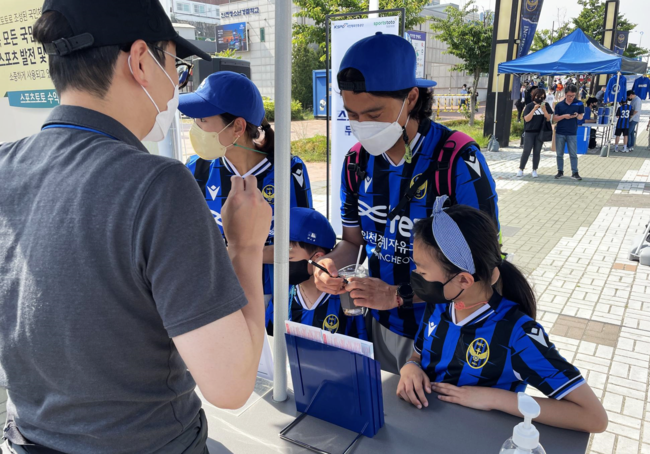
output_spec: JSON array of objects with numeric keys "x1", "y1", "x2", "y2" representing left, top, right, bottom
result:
[{"x1": 42, "y1": 124, "x2": 118, "y2": 141}]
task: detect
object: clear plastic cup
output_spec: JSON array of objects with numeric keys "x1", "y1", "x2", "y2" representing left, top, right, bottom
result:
[{"x1": 338, "y1": 264, "x2": 368, "y2": 316}]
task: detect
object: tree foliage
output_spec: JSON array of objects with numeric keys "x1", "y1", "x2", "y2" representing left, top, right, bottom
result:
[
  {"x1": 530, "y1": 24, "x2": 572, "y2": 52},
  {"x1": 214, "y1": 48, "x2": 241, "y2": 59},
  {"x1": 293, "y1": 0, "x2": 430, "y2": 59},
  {"x1": 430, "y1": 0, "x2": 492, "y2": 126},
  {"x1": 530, "y1": 1, "x2": 648, "y2": 58},
  {"x1": 292, "y1": 43, "x2": 326, "y2": 110},
  {"x1": 624, "y1": 43, "x2": 648, "y2": 59},
  {"x1": 572, "y1": 0, "x2": 635, "y2": 42}
]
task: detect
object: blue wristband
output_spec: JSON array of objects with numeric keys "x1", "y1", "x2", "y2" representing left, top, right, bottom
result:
[{"x1": 405, "y1": 360, "x2": 422, "y2": 369}]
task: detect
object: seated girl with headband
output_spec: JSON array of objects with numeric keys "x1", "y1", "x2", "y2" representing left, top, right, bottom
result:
[{"x1": 397, "y1": 196, "x2": 607, "y2": 433}]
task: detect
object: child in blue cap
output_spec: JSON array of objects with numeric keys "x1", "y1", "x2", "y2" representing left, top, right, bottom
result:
[
  {"x1": 179, "y1": 72, "x2": 313, "y2": 303},
  {"x1": 266, "y1": 207, "x2": 367, "y2": 340},
  {"x1": 396, "y1": 197, "x2": 607, "y2": 433}
]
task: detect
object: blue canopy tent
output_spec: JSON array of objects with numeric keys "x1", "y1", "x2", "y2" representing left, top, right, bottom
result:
[
  {"x1": 489, "y1": 29, "x2": 647, "y2": 155},
  {"x1": 498, "y1": 29, "x2": 647, "y2": 75}
]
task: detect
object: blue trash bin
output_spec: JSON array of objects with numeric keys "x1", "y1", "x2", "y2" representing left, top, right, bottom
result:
[{"x1": 564, "y1": 126, "x2": 590, "y2": 155}]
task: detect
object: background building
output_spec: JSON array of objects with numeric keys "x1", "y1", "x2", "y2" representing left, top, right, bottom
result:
[
  {"x1": 217, "y1": 0, "x2": 305, "y2": 98},
  {"x1": 160, "y1": 0, "x2": 223, "y2": 41},
  {"x1": 205, "y1": 0, "x2": 489, "y2": 100}
]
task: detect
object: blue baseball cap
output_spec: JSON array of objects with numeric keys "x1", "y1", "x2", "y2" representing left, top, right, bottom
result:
[
  {"x1": 178, "y1": 71, "x2": 265, "y2": 126},
  {"x1": 338, "y1": 32, "x2": 436, "y2": 92},
  {"x1": 290, "y1": 208, "x2": 336, "y2": 251}
]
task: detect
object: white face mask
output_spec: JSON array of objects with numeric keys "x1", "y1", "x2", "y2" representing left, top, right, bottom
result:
[
  {"x1": 129, "y1": 50, "x2": 179, "y2": 142},
  {"x1": 348, "y1": 98, "x2": 409, "y2": 156}
]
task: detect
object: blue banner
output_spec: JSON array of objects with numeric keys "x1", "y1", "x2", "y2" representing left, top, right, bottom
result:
[
  {"x1": 511, "y1": 0, "x2": 545, "y2": 100},
  {"x1": 6, "y1": 89, "x2": 59, "y2": 108},
  {"x1": 614, "y1": 31, "x2": 629, "y2": 56}
]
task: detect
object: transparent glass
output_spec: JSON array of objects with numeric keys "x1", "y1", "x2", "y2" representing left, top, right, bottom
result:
[{"x1": 338, "y1": 265, "x2": 368, "y2": 316}]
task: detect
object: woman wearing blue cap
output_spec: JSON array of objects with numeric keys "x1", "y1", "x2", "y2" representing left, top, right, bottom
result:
[
  {"x1": 314, "y1": 33, "x2": 500, "y2": 375},
  {"x1": 179, "y1": 71, "x2": 313, "y2": 302}
]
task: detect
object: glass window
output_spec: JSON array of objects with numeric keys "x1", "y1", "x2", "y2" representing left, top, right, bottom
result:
[{"x1": 260, "y1": 27, "x2": 265, "y2": 43}]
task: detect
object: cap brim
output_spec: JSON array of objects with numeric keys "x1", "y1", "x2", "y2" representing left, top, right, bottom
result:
[
  {"x1": 416, "y1": 79, "x2": 437, "y2": 88},
  {"x1": 178, "y1": 92, "x2": 225, "y2": 118},
  {"x1": 173, "y1": 35, "x2": 212, "y2": 61}
]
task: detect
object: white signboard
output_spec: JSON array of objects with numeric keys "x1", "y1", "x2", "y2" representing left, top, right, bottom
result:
[
  {"x1": 406, "y1": 31, "x2": 427, "y2": 79},
  {"x1": 330, "y1": 17, "x2": 400, "y2": 235}
]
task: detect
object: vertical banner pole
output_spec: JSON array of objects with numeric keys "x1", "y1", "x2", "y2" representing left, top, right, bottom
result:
[{"x1": 272, "y1": 0, "x2": 292, "y2": 402}]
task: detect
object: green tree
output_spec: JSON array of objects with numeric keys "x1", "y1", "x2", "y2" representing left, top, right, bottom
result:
[
  {"x1": 430, "y1": 1, "x2": 492, "y2": 126},
  {"x1": 530, "y1": 24, "x2": 572, "y2": 52},
  {"x1": 213, "y1": 48, "x2": 241, "y2": 59},
  {"x1": 292, "y1": 43, "x2": 326, "y2": 110},
  {"x1": 293, "y1": 0, "x2": 430, "y2": 59},
  {"x1": 572, "y1": 0, "x2": 636, "y2": 43},
  {"x1": 624, "y1": 43, "x2": 649, "y2": 59}
]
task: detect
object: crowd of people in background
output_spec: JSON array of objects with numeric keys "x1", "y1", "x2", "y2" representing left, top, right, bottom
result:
[{"x1": 514, "y1": 74, "x2": 647, "y2": 180}]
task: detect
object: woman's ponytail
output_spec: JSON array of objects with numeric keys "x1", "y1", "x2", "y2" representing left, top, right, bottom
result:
[
  {"x1": 257, "y1": 118, "x2": 275, "y2": 158},
  {"x1": 497, "y1": 260, "x2": 537, "y2": 319},
  {"x1": 218, "y1": 113, "x2": 275, "y2": 160}
]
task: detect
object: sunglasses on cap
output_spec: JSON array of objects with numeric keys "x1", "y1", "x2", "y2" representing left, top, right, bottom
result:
[{"x1": 153, "y1": 46, "x2": 193, "y2": 89}]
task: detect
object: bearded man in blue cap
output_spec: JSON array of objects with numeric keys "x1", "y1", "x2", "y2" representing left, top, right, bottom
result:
[{"x1": 314, "y1": 32, "x2": 500, "y2": 374}]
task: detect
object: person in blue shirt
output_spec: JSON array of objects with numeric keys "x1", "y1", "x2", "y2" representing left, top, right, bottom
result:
[
  {"x1": 314, "y1": 33, "x2": 499, "y2": 375},
  {"x1": 265, "y1": 208, "x2": 367, "y2": 340},
  {"x1": 460, "y1": 84, "x2": 468, "y2": 108},
  {"x1": 614, "y1": 99, "x2": 632, "y2": 153},
  {"x1": 179, "y1": 72, "x2": 313, "y2": 303},
  {"x1": 553, "y1": 84, "x2": 584, "y2": 181},
  {"x1": 397, "y1": 197, "x2": 608, "y2": 433}
]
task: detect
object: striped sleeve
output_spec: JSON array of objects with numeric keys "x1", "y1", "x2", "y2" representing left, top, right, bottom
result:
[
  {"x1": 265, "y1": 297, "x2": 274, "y2": 336},
  {"x1": 454, "y1": 147, "x2": 500, "y2": 231},
  {"x1": 340, "y1": 151, "x2": 360, "y2": 228},
  {"x1": 413, "y1": 302, "x2": 435, "y2": 355},
  {"x1": 291, "y1": 156, "x2": 313, "y2": 209},
  {"x1": 511, "y1": 320, "x2": 585, "y2": 400}
]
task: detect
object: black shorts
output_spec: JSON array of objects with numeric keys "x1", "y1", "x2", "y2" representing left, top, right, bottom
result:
[{"x1": 615, "y1": 128, "x2": 629, "y2": 137}]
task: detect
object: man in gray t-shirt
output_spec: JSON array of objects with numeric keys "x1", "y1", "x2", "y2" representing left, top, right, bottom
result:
[
  {"x1": 0, "y1": 2, "x2": 272, "y2": 454},
  {"x1": 628, "y1": 90, "x2": 643, "y2": 150}
]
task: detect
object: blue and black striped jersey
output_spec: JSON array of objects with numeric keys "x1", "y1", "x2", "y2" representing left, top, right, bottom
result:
[
  {"x1": 340, "y1": 119, "x2": 499, "y2": 339},
  {"x1": 265, "y1": 286, "x2": 367, "y2": 340},
  {"x1": 616, "y1": 105, "x2": 631, "y2": 130},
  {"x1": 186, "y1": 155, "x2": 313, "y2": 295},
  {"x1": 414, "y1": 294, "x2": 584, "y2": 399}
]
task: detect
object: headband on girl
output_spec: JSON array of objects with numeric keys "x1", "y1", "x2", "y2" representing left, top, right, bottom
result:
[{"x1": 431, "y1": 195, "x2": 476, "y2": 275}]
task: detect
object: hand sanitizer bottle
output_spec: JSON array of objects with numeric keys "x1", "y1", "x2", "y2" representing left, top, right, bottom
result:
[{"x1": 499, "y1": 393, "x2": 546, "y2": 454}]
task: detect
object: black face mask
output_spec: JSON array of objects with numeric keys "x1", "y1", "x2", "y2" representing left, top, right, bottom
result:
[
  {"x1": 410, "y1": 271, "x2": 463, "y2": 305},
  {"x1": 289, "y1": 260, "x2": 312, "y2": 286}
]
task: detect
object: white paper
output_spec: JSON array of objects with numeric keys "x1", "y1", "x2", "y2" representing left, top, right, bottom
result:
[
  {"x1": 285, "y1": 320, "x2": 324, "y2": 344},
  {"x1": 322, "y1": 331, "x2": 374, "y2": 360}
]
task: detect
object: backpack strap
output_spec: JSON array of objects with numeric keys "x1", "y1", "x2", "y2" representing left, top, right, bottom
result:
[
  {"x1": 435, "y1": 130, "x2": 479, "y2": 199},
  {"x1": 345, "y1": 142, "x2": 368, "y2": 194}
]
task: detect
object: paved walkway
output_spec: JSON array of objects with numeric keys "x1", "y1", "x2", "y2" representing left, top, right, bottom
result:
[{"x1": 2, "y1": 103, "x2": 649, "y2": 453}]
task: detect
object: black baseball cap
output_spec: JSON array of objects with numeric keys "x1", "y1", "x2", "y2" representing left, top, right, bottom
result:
[{"x1": 41, "y1": 0, "x2": 211, "y2": 61}]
